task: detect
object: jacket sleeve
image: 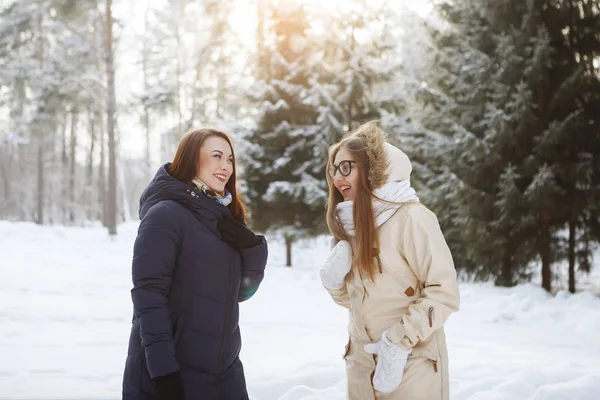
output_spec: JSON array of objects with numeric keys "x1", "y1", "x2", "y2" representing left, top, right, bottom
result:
[
  {"x1": 326, "y1": 285, "x2": 351, "y2": 308},
  {"x1": 238, "y1": 235, "x2": 268, "y2": 302},
  {"x1": 387, "y1": 205, "x2": 460, "y2": 349},
  {"x1": 130, "y1": 202, "x2": 180, "y2": 379}
]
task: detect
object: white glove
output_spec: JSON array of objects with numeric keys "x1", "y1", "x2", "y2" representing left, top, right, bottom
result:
[
  {"x1": 319, "y1": 240, "x2": 352, "y2": 290},
  {"x1": 364, "y1": 329, "x2": 412, "y2": 393}
]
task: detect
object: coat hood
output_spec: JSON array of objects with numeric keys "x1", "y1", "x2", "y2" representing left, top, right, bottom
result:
[
  {"x1": 346, "y1": 122, "x2": 412, "y2": 188},
  {"x1": 139, "y1": 163, "x2": 232, "y2": 222},
  {"x1": 384, "y1": 143, "x2": 412, "y2": 184}
]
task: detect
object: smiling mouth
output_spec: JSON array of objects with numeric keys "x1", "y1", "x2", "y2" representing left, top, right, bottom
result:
[{"x1": 214, "y1": 174, "x2": 227, "y2": 183}]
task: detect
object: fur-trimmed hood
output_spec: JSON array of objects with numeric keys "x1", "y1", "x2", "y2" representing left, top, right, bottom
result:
[{"x1": 346, "y1": 121, "x2": 412, "y2": 189}]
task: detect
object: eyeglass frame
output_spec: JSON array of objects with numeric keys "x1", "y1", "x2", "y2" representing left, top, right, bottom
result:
[{"x1": 328, "y1": 160, "x2": 357, "y2": 178}]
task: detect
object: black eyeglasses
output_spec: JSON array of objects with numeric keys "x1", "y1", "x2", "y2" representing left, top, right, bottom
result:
[{"x1": 328, "y1": 160, "x2": 357, "y2": 178}]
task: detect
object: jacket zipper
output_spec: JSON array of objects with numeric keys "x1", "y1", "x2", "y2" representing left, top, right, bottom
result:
[
  {"x1": 375, "y1": 253, "x2": 383, "y2": 274},
  {"x1": 216, "y1": 255, "x2": 234, "y2": 397},
  {"x1": 428, "y1": 306, "x2": 434, "y2": 328}
]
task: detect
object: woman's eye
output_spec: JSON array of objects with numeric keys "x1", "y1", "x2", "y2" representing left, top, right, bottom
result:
[{"x1": 214, "y1": 154, "x2": 221, "y2": 159}]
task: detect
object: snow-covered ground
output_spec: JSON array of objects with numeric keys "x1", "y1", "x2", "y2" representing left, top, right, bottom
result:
[{"x1": 1, "y1": 220, "x2": 599, "y2": 400}]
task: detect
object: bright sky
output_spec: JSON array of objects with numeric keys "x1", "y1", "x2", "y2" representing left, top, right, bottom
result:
[
  {"x1": 114, "y1": 0, "x2": 433, "y2": 160},
  {"x1": 231, "y1": 0, "x2": 432, "y2": 46}
]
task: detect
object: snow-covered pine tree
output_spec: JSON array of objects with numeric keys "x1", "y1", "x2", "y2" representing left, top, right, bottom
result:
[
  {"x1": 409, "y1": 0, "x2": 600, "y2": 291},
  {"x1": 377, "y1": 5, "x2": 480, "y2": 274},
  {"x1": 244, "y1": 1, "x2": 340, "y2": 266},
  {"x1": 385, "y1": 1, "x2": 509, "y2": 280},
  {"x1": 402, "y1": 0, "x2": 542, "y2": 284},
  {"x1": 319, "y1": 0, "x2": 397, "y2": 129}
]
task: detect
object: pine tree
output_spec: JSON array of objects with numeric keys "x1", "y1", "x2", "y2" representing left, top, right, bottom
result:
[
  {"x1": 392, "y1": 1, "x2": 511, "y2": 280},
  {"x1": 244, "y1": 1, "x2": 327, "y2": 266},
  {"x1": 532, "y1": 0, "x2": 600, "y2": 292},
  {"x1": 409, "y1": 0, "x2": 600, "y2": 291},
  {"x1": 321, "y1": 0, "x2": 397, "y2": 129},
  {"x1": 379, "y1": 6, "x2": 480, "y2": 274}
]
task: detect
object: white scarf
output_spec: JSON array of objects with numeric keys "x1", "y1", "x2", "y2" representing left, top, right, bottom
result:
[{"x1": 336, "y1": 180, "x2": 420, "y2": 236}]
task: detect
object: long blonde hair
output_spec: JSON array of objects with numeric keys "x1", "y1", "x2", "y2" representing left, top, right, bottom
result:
[{"x1": 326, "y1": 126, "x2": 387, "y2": 281}]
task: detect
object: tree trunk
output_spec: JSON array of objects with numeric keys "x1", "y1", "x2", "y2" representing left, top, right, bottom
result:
[
  {"x1": 87, "y1": 107, "x2": 96, "y2": 222},
  {"x1": 285, "y1": 235, "x2": 293, "y2": 267},
  {"x1": 256, "y1": 0, "x2": 267, "y2": 80},
  {"x1": 69, "y1": 109, "x2": 78, "y2": 224},
  {"x1": 36, "y1": 142, "x2": 44, "y2": 224},
  {"x1": 118, "y1": 158, "x2": 131, "y2": 221},
  {"x1": 0, "y1": 151, "x2": 9, "y2": 210},
  {"x1": 540, "y1": 210, "x2": 552, "y2": 292},
  {"x1": 94, "y1": 16, "x2": 107, "y2": 226},
  {"x1": 88, "y1": 107, "x2": 96, "y2": 184},
  {"x1": 60, "y1": 118, "x2": 69, "y2": 221},
  {"x1": 17, "y1": 144, "x2": 27, "y2": 221},
  {"x1": 60, "y1": 126, "x2": 67, "y2": 168},
  {"x1": 593, "y1": 153, "x2": 600, "y2": 188},
  {"x1": 216, "y1": 67, "x2": 223, "y2": 118},
  {"x1": 99, "y1": 108, "x2": 106, "y2": 225},
  {"x1": 36, "y1": 12, "x2": 44, "y2": 225},
  {"x1": 144, "y1": 112, "x2": 150, "y2": 176},
  {"x1": 568, "y1": 213, "x2": 576, "y2": 294},
  {"x1": 143, "y1": 1, "x2": 151, "y2": 181},
  {"x1": 496, "y1": 243, "x2": 514, "y2": 287},
  {"x1": 346, "y1": 22, "x2": 357, "y2": 129},
  {"x1": 105, "y1": 0, "x2": 118, "y2": 235},
  {"x1": 536, "y1": 61, "x2": 552, "y2": 293},
  {"x1": 175, "y1": 16, "x2": 183, "y2": 138},
  {"x1": 216, "y1": 48, "x2": 224, "y2": 118}
]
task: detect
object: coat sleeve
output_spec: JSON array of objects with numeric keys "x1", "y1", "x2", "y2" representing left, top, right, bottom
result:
[
  {"x1": 326, "y1": 285, "x2": 351, "y2": 308},
  {"x1": 130, "y1": 202, "x2": 180, "y2": 379},
  {"x1": 237, "y1": 235, "x2": 268, "y2": 302},
  {"x1": 387, "y1": 205, "x2": 460, "y2": 349}
]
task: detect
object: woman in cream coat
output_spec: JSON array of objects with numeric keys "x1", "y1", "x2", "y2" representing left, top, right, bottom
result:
[{"x1": 320, "y1": 121, "x2": 460, "y2": 400}]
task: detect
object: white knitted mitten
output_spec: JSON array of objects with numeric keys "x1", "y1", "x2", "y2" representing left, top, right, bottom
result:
[
  {"x1": 319, "y1": 240, "x2": 352, "y2": 290},
  {"x1": 364, "y1": 329, "x2": 411, "y2": 393}
]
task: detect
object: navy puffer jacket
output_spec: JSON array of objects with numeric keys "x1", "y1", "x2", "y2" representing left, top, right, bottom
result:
[{"x1": 122, "y1": 164, "x2": 267, "y2": 400}]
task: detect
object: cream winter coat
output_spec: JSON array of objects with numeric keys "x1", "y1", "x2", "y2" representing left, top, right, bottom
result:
[{"x1": 325, "y1": 127, "x2": 460, "y2": 400}]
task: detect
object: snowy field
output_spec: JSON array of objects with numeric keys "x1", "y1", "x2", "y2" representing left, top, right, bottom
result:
[{"x1": 1, "y1": 220, "x2": 600, "y2": 400}]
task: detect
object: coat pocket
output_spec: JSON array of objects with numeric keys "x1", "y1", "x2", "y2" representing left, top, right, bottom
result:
[
  {"x1": 399, "y1": 347, "x2": 442, "y2": 400},
  {"x1": 409, "y1": 342, "x2": 439, "y2": 373}
]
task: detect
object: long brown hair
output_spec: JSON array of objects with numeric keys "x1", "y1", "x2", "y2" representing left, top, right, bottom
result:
[
  {"x1": 168, "y1": 128, "x2": 247, "y2": 223},
  {"x1": 326, "y1": 135, "x2": 380, "y2": 281}
]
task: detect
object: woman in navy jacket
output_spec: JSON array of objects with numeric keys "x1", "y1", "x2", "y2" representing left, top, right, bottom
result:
[{"x1": 122, "y1": 128, "x2": 268, "y2": 400}]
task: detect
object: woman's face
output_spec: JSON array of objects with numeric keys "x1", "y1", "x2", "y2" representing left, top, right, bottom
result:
[
  {"x1": 197, "y1": 136, "x2": 234, "y2": 193},
  {"x1": 331, "y1": 147, "x2": 360, "y2": 201}
]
